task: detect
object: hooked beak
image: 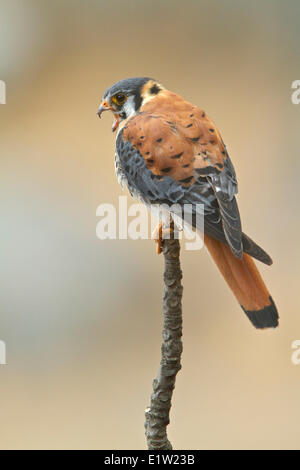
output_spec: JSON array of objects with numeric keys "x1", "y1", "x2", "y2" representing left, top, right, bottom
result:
[
  {"x1": 97, "y1": 100, "x2": 112, "y2": 118},
  {"x1": 97, "y1": 100, "x2": 120, "y2": 132}
]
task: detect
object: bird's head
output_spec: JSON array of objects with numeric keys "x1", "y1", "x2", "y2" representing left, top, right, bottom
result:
[{"x1": 97, "y1": 77, "x2": 164, "y2": 131}]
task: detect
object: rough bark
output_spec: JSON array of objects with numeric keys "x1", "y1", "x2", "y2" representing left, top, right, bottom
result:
[{"x1": 145, "y1": 238, "x2": 183, "y2": 450}]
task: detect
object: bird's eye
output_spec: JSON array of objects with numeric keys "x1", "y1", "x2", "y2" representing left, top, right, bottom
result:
[{"x1": 112, "y1": 93, "x2": 127, "y2": 106}]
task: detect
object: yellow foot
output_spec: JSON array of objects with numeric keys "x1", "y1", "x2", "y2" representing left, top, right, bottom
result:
[{"x1": 152, "y1": 223, "x2": 174, "y2": 255}]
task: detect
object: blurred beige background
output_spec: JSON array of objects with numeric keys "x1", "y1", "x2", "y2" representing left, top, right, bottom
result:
[{"x1": 0, "y1": 0, "x2": 300, "y2": 450}]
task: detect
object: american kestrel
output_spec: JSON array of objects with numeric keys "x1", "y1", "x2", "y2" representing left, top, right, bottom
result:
[{"x1": 98, "y1": 77, "x2": 279, "y2": 329}]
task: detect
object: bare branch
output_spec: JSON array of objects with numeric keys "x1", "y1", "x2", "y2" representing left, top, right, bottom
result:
[{"x1": 145, "y1": 238, "x2": 183, "y2": 450}]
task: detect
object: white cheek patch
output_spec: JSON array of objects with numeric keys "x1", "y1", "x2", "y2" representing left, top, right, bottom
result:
[{"x1": 123, "y1": 95, "x2": 136, "y2": 118}]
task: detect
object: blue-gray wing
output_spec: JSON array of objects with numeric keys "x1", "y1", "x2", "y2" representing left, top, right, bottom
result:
[{"x1": 116, "y1": 129, "x2": 244, "y2": 257}]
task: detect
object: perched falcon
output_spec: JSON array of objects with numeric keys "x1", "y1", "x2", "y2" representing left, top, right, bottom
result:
[{"x1": 98, "y1": 77, "x2": 279, "y2": 329}]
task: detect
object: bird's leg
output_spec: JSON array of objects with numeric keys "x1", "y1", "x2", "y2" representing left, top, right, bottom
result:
[
  {"x1": 152, "y1": 223, "x2": 163, "y2": 254},
  {"x1": 152, "y1": 222, "x2": 175, "y2": 255}
]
